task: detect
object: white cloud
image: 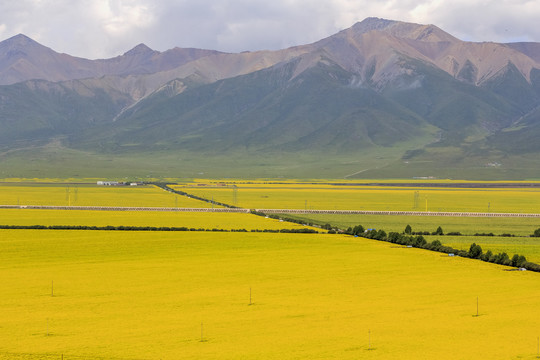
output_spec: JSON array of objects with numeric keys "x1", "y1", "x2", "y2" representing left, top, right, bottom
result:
[{"x1": 0, "y1": 0, "x2": 539, "y2": 58}]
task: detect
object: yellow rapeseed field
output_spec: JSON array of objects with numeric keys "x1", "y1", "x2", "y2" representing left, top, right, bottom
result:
[
  {"x1": 0, "y1": 184, "x2": 215, "y2": 208},
  {"x1": 177, "y1": 184, "x2": 540, "y2": 213},
  {"x1": 1, "y1": 231, "x2": 540, "y2": 359},
  {"x1": 0, "y1": 209, "x2": 312, "y2": 230}
]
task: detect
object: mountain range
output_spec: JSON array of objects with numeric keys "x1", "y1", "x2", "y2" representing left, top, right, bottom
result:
[{"x1": 1, "y1": 17, "x2": 540, "y2": 179}]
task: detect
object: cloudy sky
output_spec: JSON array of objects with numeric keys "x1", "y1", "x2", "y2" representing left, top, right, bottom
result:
[{"x1": 1, "y1": 0, "x2": 540, "y2": 59}]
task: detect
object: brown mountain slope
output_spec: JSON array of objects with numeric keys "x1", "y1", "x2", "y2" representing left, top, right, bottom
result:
[
  {"x1": 307, "y1": 18, "x2": 540, "y2": 87},
  {"x1": 0, "y1": 34, "x2": 223, "y2": 85},
  {"x1": 2, "y1": 18, "x2": 540, "y2": 95}
]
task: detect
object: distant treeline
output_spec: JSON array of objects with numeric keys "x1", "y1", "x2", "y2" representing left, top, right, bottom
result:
[
  {"x1": 250, "y1": 210, "x2": 317, "y2": 227},
  {"x1": 0, "y1": 224, "x2": 318, "y2": 233},
  {"x1": 152, "y1": 183, "x2": 241, "y2": 209}
]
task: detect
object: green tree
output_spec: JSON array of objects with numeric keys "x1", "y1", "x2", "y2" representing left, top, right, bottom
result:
[
  {"x1": 511, "y1": 254, "x2": 527, "y2": 267},
  {"x1": 430, "y1": 240, "x2": 442, "y2": 250},
  {"x1": 433, "y1": 226, "x2": 444, "y2": 235},
  {"x1": 352, "y1": 225, "x2": 365, "y2": 236},
  {"x1": 533, "y1": 228, "x2": 540, "y2": 237},
  {"x1": 482, "y1": 249, "x2": 493, "y2": 262},
  {"x1": 469, "y1": 243, "x2": 483, "y2": 259},
  {"x1": 404, "y1": 224, "x2": 412, "y2": 234}
]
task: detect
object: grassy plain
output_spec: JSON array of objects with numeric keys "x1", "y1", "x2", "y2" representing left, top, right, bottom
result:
[
  {"x1": 437, "y1": 235, "x2": 540, "y2": 264},
  {"x1": 0, "y1": 209, "x2": 311, "y2": 231},
  {"x1": 176, "y1": 184, "x2": 540, "y2": 213},
  {"x1": 0, "y1": 184, "x2": 215, "y2": 208},
  {"x1": 2, "y1": 231, "x2": 540, "y2": 359},
  {"x1": 285, "y1": 213, "x2": 540, "y2": 237},
  {"x1": 283, "y1": 213, "x2": 540, "y2": 264}
]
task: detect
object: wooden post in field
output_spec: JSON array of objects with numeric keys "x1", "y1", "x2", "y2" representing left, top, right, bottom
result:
[
  {"x1": 47, "y1": 318, "x2": 49, "y2": 336},
  {"x1": 51, "y1": 280, "x2": 54, "y2": 297},
  {"x1": 476, "y1": 296, "x2": 479, "y2": 317},
  {"x1": 200, "y1": 322, "x2": 204, "y2": 342},
  {"x1": 249, "y1": 287, "x2": 252, "y2": 306},
  {"x1": 368, "y1": 329, "x2": 371, "y2": 350}
]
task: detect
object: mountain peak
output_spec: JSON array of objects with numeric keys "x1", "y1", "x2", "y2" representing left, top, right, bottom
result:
[
  {"x1": 349, "y1": 18, "x2": 458, "y2": 43},
  {"x1": 123, "y1": 43, "x2": 155, "y2": 56},
  {"x1": 1, "y1": 34, "x2": 42, "y2": 49},
  {"x1": 351, "y1": 17, "x2": 398, "y2": 34}
]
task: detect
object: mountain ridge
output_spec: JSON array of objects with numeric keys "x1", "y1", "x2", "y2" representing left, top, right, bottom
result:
[{"x1": 1, "y1": 17, "x2": 540, "y2": 179}]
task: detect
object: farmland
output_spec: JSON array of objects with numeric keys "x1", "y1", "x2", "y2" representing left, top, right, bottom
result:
[
  {"x1": 2, "y1": 180, "x2": 540, "y2": 359},
  {"x1": 175, "y1": 183, "x2": 540, "y2": 213},
  {"x1": 2, "y1": 231, "x2": 540, "y2": 359},
  {"x1": 0, "y1": 209, "x2": 310, "y2": 231},
  {"x1": 0, "y1": 183, "x2": 216, "y2": 208}
]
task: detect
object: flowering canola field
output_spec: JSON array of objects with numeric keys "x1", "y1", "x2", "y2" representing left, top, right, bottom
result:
[
  {"x1": 177, "y1": 184, "x2": 540, "y2": 213},
  {"x1": 2, "y1": 181, "x2": 540, "y2": 359},
  {"x1": 0, "y1": 184, "x2": 215, "y2": 208},
  {"x1": 0, "y1": 209, "x2": 309, "y2": 230},
  {"x1": 2, "y1": 231, "x2": 540, "y2": 359}
]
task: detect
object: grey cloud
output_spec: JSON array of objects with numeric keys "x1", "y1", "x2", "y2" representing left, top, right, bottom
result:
[{"x1": 0, "y1": 0, "x2": 539, "y2": 59}]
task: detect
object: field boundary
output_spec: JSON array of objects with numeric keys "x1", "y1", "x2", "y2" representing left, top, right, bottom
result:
[
  {"x1": 3, "y1": 205, "x2": 540, "y2": 217},
  {"x1": 257, "y1": 209, "x2": 540, "y2": 217},
  {"x1": 0, "y1": 205, "x2": 250, "y2": 212}
]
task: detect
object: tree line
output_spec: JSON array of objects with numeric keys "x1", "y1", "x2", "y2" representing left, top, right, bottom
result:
[
  {"x1": 0, "y1": 224, "x2": 318, "y2": 233},
  {"x1": 344, "y1": 224, "x2": 540, "y2": 272}
]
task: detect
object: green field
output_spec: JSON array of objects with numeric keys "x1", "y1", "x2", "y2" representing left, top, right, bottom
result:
[
  {"x1": 281, "y1": 213, "x2": 540, "y2": 264},
  {"x1": 2, "y1": 230, "x2": 540, "y2": 359},
  {"x1": 284, "y1": 213, "x2": 540, "y2": 236},
  {"x1": 437, "y1": 235, "x2": 540, "y2": 264}
]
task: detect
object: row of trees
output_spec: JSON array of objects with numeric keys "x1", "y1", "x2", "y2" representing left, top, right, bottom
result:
[
  {"x1": 345, "y1": 224, "x2": 540, "y2": 271},
  {"x1": 0, "y1": 224, "x2": 318, "y2": 233},
  {"x1": 153, "y1": 183, "x2": 241, "y2": 209}
]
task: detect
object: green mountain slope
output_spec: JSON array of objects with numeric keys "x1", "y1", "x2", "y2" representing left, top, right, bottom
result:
[
  {"x1": 0, "y1": 80, "x2": 132, "y2": 149},
  {"x1": 71, "y1": 57, "x2": 436, "y2": 156}
]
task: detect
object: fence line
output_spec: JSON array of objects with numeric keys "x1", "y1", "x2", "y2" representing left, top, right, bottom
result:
[
  {"x1": 0, "y1": 205, "x2": 250, "y2": 213},
  {"x1": 2, "y1": 205, "x2": 540, "y2": 217},
  {"x1": 256, "y1": 209, "x2": 540, "y2": 217}
]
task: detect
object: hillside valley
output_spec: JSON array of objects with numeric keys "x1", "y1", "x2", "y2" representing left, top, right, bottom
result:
[{"x1": 1, "y1": 17, "x2": 540, "y2": 179}]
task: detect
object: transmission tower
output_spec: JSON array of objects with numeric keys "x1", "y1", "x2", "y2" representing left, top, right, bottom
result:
[
  {"x1": 232, "y1": 185, "x2": 238, "y2": 206},
  {"x1": 413, "y1": 191, "x2": 420, "y2": 209}
]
